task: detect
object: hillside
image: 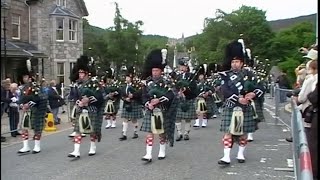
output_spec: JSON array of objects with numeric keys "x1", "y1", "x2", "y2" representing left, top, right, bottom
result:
[
  {"x1": 183, "y1": 13, "x2": 317, "y2": 40},
  {"x1": 268, "y1": 13, "x2": 316, "y2": 32},
  {"x1": 83, "y1": 13, "x2": 316, "y2": 44}
]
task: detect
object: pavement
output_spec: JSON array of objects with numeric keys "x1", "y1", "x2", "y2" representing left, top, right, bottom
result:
[{"x1": 1, "y1": 95, "x2": 295, "y2": 180}]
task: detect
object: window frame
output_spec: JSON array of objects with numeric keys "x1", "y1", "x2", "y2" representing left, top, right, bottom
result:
[
  {"x1": 68, "y1": 19, "x2": 77, "y2": 42},
  {"x1": 56, "y1": 0, "x2": 66, "y2": 7},
  {"x1": 56, "y1": 18, "x2": 64, "y2": 41},
  {"x1": 56, "y1": 62, "x2": 65, "y2": 84},
  {"x1": 11, "y1": 14, "x2": 20, "y2": 40}
]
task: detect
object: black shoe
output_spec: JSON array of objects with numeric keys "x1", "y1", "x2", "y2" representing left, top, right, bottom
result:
[
  {"x1": 68, "y1": 154, "x2": 80, "y2": 158},
  {"x1": 17, "y1": 150, "x2": 30, "y2": 154},
  {"x1": 11, "y1": 134, "x2": 17, "y2": 137},
  {"x1": 286, "y1": 137, "x2": 293, "y2": 142},
  {"x1": 141, "y1": 157, "x2": 152, "y2": 162},
  {"x1": 119, "y1": 135, "x2": 127, "y2": 141},
  {"x1": 218, "y1": 160, "x2": 230, "y2": 165},
  {"x1": 132, "y1": 133, "x2": 138, "y2": 139},
  {"x1": 176, "y1": 134, "x2": 183, "y2": 141},
  {"x1": 32, "y1": 150, "x2": 41, "y2": 154},
  {"x1": 88, "y1": 152, "x2": 96, "y2": 156},
  {"x1": 237, "y1": 159, "x2": 245, "y2": 163},
  {"x1": 16, "y1": 132, "x2": 22, "y2": 135},
  {"x1": 184, "y1": 134, "x2": 189, "y2": 140},
  {"x1": 1, "y1": 137, "x2": 6, "y2": 142},
  {"x1": 158, "y1": 156, "x2": 166, "y2": 160}
]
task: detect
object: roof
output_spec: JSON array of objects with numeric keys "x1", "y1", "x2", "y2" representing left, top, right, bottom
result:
[
  {"x1": 1, "y1": 39, "x2": 47, "y2": 58},
  {"x1": 77, "y1": 0, "x2": 89, "y2": 16},
  {"x1": 50, "y1": 5, "x2": 80, "y2": 19}
]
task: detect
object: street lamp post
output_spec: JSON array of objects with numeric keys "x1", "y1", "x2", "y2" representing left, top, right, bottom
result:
[{"x1": 1, "y1": 2, "x2": 9, "y2": 79}]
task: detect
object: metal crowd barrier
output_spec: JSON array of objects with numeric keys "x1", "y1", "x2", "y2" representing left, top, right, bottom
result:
[
  {"x1": 274, "y1": 85, "x2": 293, "y2": 125},
  {"x1": 290, "y1": 99, "x2": 313, "y2": 180}
]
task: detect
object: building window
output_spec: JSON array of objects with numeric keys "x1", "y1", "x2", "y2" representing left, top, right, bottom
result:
[
  {"x1": 56, "y1": 18, "x2": 64, "y2": 41},
  {"x1": 69, "y1": 19, "x2": 77, "y2": 41},
  {"x1": 12, "y1": 14, "x2": 20, "y2": 39},
  {"x1": 56, "y1": 0, "x2": 66, "y2": 7},
  {"x1": 57, "y1": 62, "x2": 65, "y2": 84}
]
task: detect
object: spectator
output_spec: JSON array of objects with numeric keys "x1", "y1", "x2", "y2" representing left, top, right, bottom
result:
[
  {"x1": 48, "y1": 80, "x2": 64, "y2": 125},
  {"x1": 293, "y1": 60, "x2": 317, "y2": 144},
  {"x1": 306, "y1": 83, "x2": 318, "y2": 179},
  {"x1": 56, "y1": 82, "x2": 66, "y2": 113},
  {"x1": 1, "y1": 79, "x2": 11, "y2": 142},
  {"x1": 294, "y1": 63, "x2": 307, "y2": 88},
  {"x1": 276, "y1": 70, "x2": 291, "y2": 103},
  {"x1": 8, "y1": 83, "x2": 21, "y2": 137}
]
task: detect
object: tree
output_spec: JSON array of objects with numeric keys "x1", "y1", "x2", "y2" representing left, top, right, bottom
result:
[
  {"x1": 187, "y1": 6, "x2": 275, "y2": 64},
  {"x1": 107, "y1": 2, "x2": 144, "y2": 73}
]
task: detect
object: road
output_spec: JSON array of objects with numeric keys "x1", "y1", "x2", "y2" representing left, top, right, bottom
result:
[{"x1": 1, "y1": 95, "x2": 294, "y2": 180}]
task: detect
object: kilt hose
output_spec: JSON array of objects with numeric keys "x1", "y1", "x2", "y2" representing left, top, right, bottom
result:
[
  {"x1": 176, "y1": 99, "x2": 197, "y2": 121},
  {"x1": 140, "y1": 96, "x2": 179, "y2": 147},
  {"x1": 30, "y1": 109, "x2": 46, "y2": 134},
  {"x1": 220, "y1": 106, "x2": 256, "y2": 133},
  {"x1": 120, "y1": 101, "x2": 144, "y2": 119}
]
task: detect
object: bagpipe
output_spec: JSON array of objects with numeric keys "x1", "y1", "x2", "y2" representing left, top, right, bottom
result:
[
  {"x1": 122, "y1": 78, "x2": 144, "y2": 112},
  {"x1": 20, "y1": 82, "x2": 44, "y2": 130},
  {"x1": 196, "y1": 80, "x2": 212, "y2": 114},
  {"x1": 76, "y1": 78, "x2": 101, "y2": 134},
  {"x1": 145, "y1": 77, "x2": 172, "y2": 135}
]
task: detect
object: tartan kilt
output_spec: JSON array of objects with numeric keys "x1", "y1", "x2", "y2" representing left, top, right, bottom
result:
[
  {"x1": 220, "y1": 106, "x2": 256, "y2": 133},
  {"x1": 204, "y1": 97, "x2": 215, "y2": 118},
  {"x1": 253, "y1": 100, "x2": 265, "y2": 123},
  {"x1": 140, "y1": 96, "x2": 179, "y2": 147},
  {"x1": 74, "y1": 109, "x2": 99, "y2": 134},
  {"x1": 176, "y1": 99, "x2": 197, "y2": 120},
  {"x1": 140, "y1": 110, "x2": 153, "y2": 133},
  {"x1": 121, "y1": 101, "x2": 144, "y2": 119},
  {"x1": 30, "y1": 109, "x2": 46, "y2": 133},
  {"x1": 95, "y1": 106, "x2": 105, "y2": 133}
]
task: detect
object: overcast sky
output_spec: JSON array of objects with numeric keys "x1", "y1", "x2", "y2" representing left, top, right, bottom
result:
[{"x1": 83, "y1": 0, "x2": 317, "y2": 38}]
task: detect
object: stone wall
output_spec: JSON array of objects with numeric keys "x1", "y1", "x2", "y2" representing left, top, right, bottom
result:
[
  {"x1": 30, "y1": 0, "x2": 85, "y2": 85},
  {"x1": 1, "y1": 0, "x2": 29, "y2": 42}
]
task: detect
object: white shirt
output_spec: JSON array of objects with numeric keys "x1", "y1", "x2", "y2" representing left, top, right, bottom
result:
[{"x1": 298, "y1": 73, "x2": 318, "y2": 112}]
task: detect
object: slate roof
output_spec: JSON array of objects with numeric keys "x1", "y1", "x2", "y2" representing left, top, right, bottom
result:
[
  {"x1": 50, "y1": 5, "x2": 80, "y2": 19},
  {"x1": 1, "y1": 39, "x2": 47, "y2": 58}
]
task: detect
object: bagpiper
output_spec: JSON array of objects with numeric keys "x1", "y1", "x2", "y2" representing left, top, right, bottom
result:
[
  {"x1": 17, "y1": 60, "x2": 48, "y2": 154},
  {"x1": 193, "y1": 64, "x2": 215, "y2": 128},
  {"x1": 207, "y1": 63, "x2": 223, "y2": 117},
  {"x1": 140, "y1": 48, "x2": 178, "y2": 163},
  {"x1": 119, "y1": 66, "x2": 144, "y2": 140},
  {"x1": 217, "y1": 39, "x2": 264, "y2": 165},
  {"x1": 104, "y1": 67, "x2": 121, "y2": 129},
  {"x1": 174, "y1": 58, "x2": 197, "y2": 141},
  {"x1": 68, "y1": 55, "x2": 104, "y2": 158}
]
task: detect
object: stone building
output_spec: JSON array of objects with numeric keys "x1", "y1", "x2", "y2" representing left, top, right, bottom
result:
[{"x1": 1, "y1": 0, "x2": 88, "y2": 85}]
